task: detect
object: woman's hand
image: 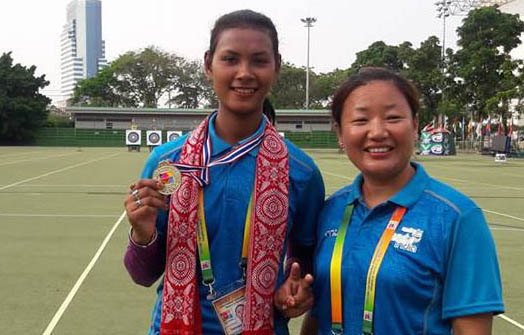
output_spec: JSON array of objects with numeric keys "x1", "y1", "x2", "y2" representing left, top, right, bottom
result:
[
  {"x1": 124, "y1": 179, "x2": 168, "y2": 245},
  {"x1": 274, "y1": 262, "x2": 314, "y2": 318}
]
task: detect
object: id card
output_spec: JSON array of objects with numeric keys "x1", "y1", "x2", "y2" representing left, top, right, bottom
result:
[{"x1": 212, "y1": 286, "x2": 246, "y2": 335}]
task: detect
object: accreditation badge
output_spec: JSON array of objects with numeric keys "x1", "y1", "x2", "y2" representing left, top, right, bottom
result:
[
  {"x1": 152, "y1": 160, "x2": 182, "y2": 195},
  {"x1": 212, "y1": 285, "x2": 246, "y2": 335}
]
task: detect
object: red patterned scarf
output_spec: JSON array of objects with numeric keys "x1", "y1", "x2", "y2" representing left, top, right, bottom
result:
[{"x1": 161, "y1": 114, "x2": 289, "y2": 335}]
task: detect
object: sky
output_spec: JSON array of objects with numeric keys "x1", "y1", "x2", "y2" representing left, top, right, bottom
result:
[{"x1": 0, "y1": 0, "x2": 471, "y2": 104}]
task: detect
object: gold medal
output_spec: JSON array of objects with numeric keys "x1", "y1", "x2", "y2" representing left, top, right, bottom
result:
[{"x1": 152, "y1": 160, "x2": 182, "y2": 195}]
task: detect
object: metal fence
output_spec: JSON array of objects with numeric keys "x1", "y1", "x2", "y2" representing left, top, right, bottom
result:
[
  {"x1": 33, "y1": 128, "x2": 340, "y2": 149},
  {"x1": 33, "y1": 128, "x2": 523, "y2": 155}
]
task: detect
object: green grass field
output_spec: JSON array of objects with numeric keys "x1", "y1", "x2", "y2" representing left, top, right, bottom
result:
[{"x1": 1, "y1": 146, "x2": 523, "y2": 335}]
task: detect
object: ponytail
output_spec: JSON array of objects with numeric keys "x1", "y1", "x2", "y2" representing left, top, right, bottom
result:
[{"x1": 263, "y1": 98, "x2": 276, "y2": 125}]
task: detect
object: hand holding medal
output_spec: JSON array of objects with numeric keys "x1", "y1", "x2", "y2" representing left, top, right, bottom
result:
[{"x1": 124, "y1": 178, "x2": 168, "y2": 245}]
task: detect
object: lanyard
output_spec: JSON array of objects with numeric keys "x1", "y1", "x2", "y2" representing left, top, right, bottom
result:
[
  {"x1": 330, "y1": 204, "x2": 407, "y2": 335},
  {"x1": 196, "y1": 189, "x2": 253, "y2": 299}
]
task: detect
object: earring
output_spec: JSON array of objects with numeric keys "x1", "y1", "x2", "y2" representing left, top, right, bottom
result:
[{"x1": 338, "y1": 142, "x2": 345, "y2": 153}]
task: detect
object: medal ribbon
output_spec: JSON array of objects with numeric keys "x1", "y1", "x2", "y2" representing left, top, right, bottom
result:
[
  {"x1": 196, "y1": 190, "x2": 254, "y2": 295},
  {"x1": 173, "y1": 125, "x2": 264, "y2": 187},
  {"x1": 330, "y1": 205, "x2": 406, "y2": 335}
]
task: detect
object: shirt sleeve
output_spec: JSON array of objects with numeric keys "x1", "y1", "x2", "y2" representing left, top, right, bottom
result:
[
  {"x1": 123, "y1": 149, "x2": 167, "y2": 286},
  {"x1": 290, "y1": 164, "x2": 325, "y2": 247},
  {"x1": 442, "y1": 207, "x2": 505, "y2": 319},
  {"x1": 124, "y1": 234, "x2": 164, "y2": 287}
]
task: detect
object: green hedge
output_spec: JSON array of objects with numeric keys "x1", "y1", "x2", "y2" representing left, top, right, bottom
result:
[
  {"x1": 34, "y1": 128, "x2": 127, "y2": 147},
  {"x1": 283, "y1": 131, "x2": 338, "y2": 148}
]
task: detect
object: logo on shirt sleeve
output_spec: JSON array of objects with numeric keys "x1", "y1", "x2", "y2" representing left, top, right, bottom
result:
[{"x1": 391, "y1": 227, "x2": 424, "y2": 253}]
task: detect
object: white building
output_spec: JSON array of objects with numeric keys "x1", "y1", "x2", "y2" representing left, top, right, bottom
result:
[
  {"x1": 500, "y1": 0, "x2": 524, "y2": 126},
  {"x1": 60, "y1": 0, "x2": 107, "y2": 105},
  {"x1": 499, "y1": 0, "x2": 524, "y2": 60}
]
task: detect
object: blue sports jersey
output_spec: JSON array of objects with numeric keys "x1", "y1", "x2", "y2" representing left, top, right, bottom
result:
[
  {"x1": 141, "y1": 115, "x2": 325, "y2": 335},
  {"x1": 311, "y1": 163, "x2": 504, "y2": 335}
]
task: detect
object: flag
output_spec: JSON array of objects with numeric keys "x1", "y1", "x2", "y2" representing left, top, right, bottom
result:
[
  {"x1": 476, "y1": 122, "x2": 482, "y2": 138},
  {"x1": 462, "y1": 117, "x2": 465, "y2": 140},
  {"x1": 437, "y1": 114, "x2": 443, "y2": 130}
]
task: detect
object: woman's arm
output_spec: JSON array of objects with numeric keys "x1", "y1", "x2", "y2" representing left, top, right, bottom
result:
[
  {"x1": 300, "y1": 312, "x2": 318, "y2": 335},
  {"x1": 124, "y1": 233, "x2": 165, "y2": 287},
  {"x1": 452, "y1": 313, "x2": 493, "y2": 335}
]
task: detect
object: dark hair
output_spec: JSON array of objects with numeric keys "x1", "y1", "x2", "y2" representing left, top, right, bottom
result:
[
  {"x1": 208, "y1": 9, "x2": 280, "y2": 62},
  {"x1": 331, "y1": 67, "x2": 420, "y2": 125},
  {"x1": 207, "y1": 10, "x2": 281, "y2": 124},
  {"x1": 263, "y1": 98, "x2": 276, "y2": 125}
]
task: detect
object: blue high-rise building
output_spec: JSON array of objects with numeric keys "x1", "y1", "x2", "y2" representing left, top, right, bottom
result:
[{"x1": 60, "y1": 0, "x2": 107, "y2": 101}]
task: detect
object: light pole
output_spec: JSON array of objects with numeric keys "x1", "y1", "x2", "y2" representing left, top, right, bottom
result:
[
  {"x1": 435, "y1": 1, "x2": 451, "y2": 67},
  {"x1": 301, "y1": 17, "x2": 316, "y2": 110},
  {"x1": 435, "y1": 1, "x2": 451, "y2": 128}
]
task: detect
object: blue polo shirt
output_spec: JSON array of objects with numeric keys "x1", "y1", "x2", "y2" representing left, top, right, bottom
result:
[
  {"x1": 312, "y1": 163, "x2": 504, "y2": 335},
  {"x1": 141, "y1": 114, "x2": 325, "y2": 335}
]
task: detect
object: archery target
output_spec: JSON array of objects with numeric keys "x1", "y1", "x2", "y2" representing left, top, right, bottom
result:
[
  {"x1": 125, "y1": 130, "x2": 141, "y2": 145},
  {"x1": 167, "y1": 131, "x2": 183, "y2": 142},
  {"x1": 146, "y1": 130, "x2": 162, "y2": 146}
]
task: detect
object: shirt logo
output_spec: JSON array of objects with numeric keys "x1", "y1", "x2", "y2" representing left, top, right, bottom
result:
[
  {"x1": 391, "y1": 227, "x2": 424, "y2": 253},
  {"x1": 324, "y1": 229, "x2": 338, "y2": 237}
]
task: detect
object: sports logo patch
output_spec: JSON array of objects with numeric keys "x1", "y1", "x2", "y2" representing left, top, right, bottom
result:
[{"x1": 391, "y1": 227, "x2": 424, "y2": 253}]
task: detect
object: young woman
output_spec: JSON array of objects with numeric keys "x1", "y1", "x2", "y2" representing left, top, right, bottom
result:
[
  {"x1": 302, "y1": 68, "x2": 504, "y2": 335},
  {"x1": 123, "y1": 10, "x2": 324, "y2": 335}
]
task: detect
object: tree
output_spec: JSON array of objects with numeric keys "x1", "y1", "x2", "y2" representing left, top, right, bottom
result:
[
  {"x1": 401, "y1": 37, "x2": 446, "y2": 127},
  {"x1": 270, "y1": 62, "x2": 307, "y2": 109},
  {"x1": 70, "y1": 46, "x2": 217, "y2": 109},
  {"x1": 347, "y1": 38, "x2": 446, "y2": 128},
  {"x1": 350, "y1": 41, "x2": 405, "y2": 72},
  {"x1": 270, "y1": 63, "x2": 349, "y2": 109},
  {"x1": 0, "y1": 52, "x2": 51, "y2": 143},
  {"x1": 168, "y1": 59, "x2": 212, "y2": 109},
  {"x1": 454, "y1": 6, "x2": 524, "y2": 121},
  {"x1": 485, "y1": 58, "x2": 523, "y2": 134},
  {"x1": 309, "y1": 68, "x2": 349, "y2": 108},
  {"x1": 70, "y1": 64, "x2": 133, "y2": 107},
  {"x1": 112, "y1": 46, "x2": 182, "y2": 108}
]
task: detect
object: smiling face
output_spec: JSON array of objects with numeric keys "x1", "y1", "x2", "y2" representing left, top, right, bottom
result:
[
  {"x1": 205, "y1": 27, "x2": 279, "y2": 117},
  {"x1": 336, "y1": 80, "x2": 418, "y2": 182}
]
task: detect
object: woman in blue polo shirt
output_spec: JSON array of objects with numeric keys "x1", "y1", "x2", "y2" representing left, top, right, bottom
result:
[
  {"x1": 301, "y1": 67, "x2": 504, "y2": 335},
  {"x1": 123, "y1": 10, "x2": 323, "y2": 335}
]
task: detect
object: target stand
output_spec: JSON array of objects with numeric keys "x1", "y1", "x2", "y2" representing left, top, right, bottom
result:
[
  {"x1": 146, "y1": 130, "x2": 162, "y2": 152},
  {"x1": 125, "y1": 130, "x2": 141, "y2": 152},
  {"x1": 494, "y1": 153, "x2": 507, "y2": 163},
  {"x1": 167, "y1": 131, "x2": 183, "y2": 142}
]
